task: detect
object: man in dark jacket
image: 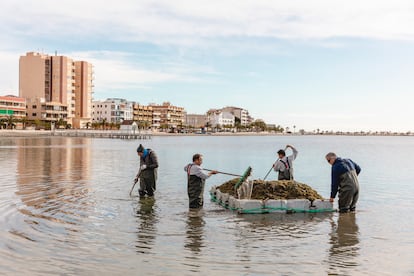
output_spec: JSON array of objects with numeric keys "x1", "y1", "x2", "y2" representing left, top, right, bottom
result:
[
  {"x1": 326, "y1": 152, "x2": 361, "y2": 213},
  {"x1": 135, "y1": 144, "x2": 158, "y2": 197},
  {"x1": 184, "y1": 154, "x2": 217, "y2": 209}
]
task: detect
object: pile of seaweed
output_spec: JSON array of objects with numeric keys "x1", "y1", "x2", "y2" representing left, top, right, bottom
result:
[{"x1": 216, "y1": 178, "x2": 324, "y2": 201}]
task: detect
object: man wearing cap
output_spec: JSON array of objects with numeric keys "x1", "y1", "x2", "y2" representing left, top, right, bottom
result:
[
  {"x1": 273, "y1": 144, "x2": 298, "y2": 180},
  {"x1": 326, "y1": 152, "x2": 361, "y2": 213},
  {"x1": 134, "y1": 144, "x2": 159, "y2": 197}
]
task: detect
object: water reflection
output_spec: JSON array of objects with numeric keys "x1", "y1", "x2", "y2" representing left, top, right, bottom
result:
[
  {"x1": 328, "y1": 213, "x2": 360, "y2": 274},
  {"x1": 182, "y1": 210, "x2": 206, "y2": 274},
  {"x1": 233, "y1": 212, "x2": 335, "y2": 275},
  {"x1": 184, "y1": 210, "x2": 206, "y2": 255},
  {"x1": 0, "y1": 135, "x2": 411, "y2": 275},
  {"x1": 14, "y1": 138, "x2": 92, "y2": 230},
  {"x1": 135, "y1": 197, "x2": 158, "y2": 254}
]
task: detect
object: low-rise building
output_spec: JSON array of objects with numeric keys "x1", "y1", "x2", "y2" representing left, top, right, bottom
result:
[
  {"x1": 0, "y1": 95, "x2": 26, "y2": 129},
  {"x1": 221, "y1": 106, "x2": 252, "y2": 126},
  {"x1": 132, "y1": 103, "x2": 153, "y2": 128},
  {"x1": 0, "y1": 95, "x2": 26, "y2": 119},
  {"x1": 149, "y1": 102, "x2": 185, "y2": 130},
  {"x1": 26, "y1": 97, "x2": 68, "y2": 123},
  {"x1": 152, "y1": 110, "x2": 161, "y2": 129},
  {"x1": 206, "y1": 109, "x2": 235, "y2": 128},
  {"x1": 185, "y1": 114, "x2": 207, "y2": 128},
  {"x1": 92, "y1": 98, "x2": 132, "y2": 124}
]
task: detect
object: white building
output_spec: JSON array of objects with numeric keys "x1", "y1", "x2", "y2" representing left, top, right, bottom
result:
[
  {"x1": 92, "y1": 98, "x2": 133, "y2": 123},
  {"x1": 207, "y1": 109, "x2": 235, "y2": 128},
  {"x1": 221, "y1": 106, "x2": 252, "y2": 126}
]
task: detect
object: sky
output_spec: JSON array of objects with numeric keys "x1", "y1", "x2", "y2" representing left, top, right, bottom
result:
[{"x1": 1, "y1": 0, "x2": 414, "y2": 132}]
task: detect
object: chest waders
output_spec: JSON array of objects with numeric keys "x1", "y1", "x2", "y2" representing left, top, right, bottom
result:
[
  {"x1": 187, "y1": 165, "x2": 205, "y2": 209},
  {"x1": 278, "y1": 157, "x2": 292, "y2": 180},
  {"x1": 139, "y1": 151, "x2": 156, "y2": 197},
  {"x1": 338, "y1": 170, "x2": 359, "y2": 213}
]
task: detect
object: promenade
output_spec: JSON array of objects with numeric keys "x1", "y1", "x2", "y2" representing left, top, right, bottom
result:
[
  {"x1": 0, "y1": 129, "x2": 412, "y2": 137},
  {"x1": 0, "y1": 129, "x2": 152, "y2": 139},
  {"x1": 0, "y1": 129, "x2": 280, "y2": 138}
]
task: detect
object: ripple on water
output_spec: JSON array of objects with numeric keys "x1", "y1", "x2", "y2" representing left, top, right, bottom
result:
[{"x1": 1, "y1": 136, "x2": 413, "y2": 275}]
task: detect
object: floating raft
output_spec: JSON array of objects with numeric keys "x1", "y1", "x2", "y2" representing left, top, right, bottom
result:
[{"x1": 210, "y1": 179, "x2": 335, "y2": 214}]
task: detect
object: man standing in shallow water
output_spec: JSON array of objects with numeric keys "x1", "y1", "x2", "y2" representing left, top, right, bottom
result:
[
  {"x1": 273, "y1": 144, "x2": 298, "y2": 180},
  {"x1": 184, "y1": 154, "x2": 217, "y2": 209},
  {"x1": 326, "y1": 152, "x2": 361, "y2": 213},
  {"x1": 135, "y1": 144, "x2": 158, "y2": 198}
]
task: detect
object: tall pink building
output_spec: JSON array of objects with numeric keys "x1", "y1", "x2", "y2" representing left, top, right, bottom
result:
[
  {"x1": 73, "y1": 61, "x2": 94, "y2": 128},
  {"x1": 19, "y1": 52, "x2": 93, "y2": 128}
]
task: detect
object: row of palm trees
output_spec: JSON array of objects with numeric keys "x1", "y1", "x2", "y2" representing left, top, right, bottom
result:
[
  {"x1": 0, "y1": 115, "x2": 18, "y2": 129},
  {"x1": 1, "y1": 116, "x2": 286, "y2": 133},
  {"x1": 182, "y1": 120, "x2": 285, "y2": 133},
  {"x1": 0, "y1": 116, "x2": 70, "y2": 130}
]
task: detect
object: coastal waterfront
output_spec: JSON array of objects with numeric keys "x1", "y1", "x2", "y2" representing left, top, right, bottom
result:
[
  {"x1": 0, "y1": 135, "x2": 413, "y2": 275},
  {"x1": 1, "y1": 129, "x2": 413, "y2": 138}
]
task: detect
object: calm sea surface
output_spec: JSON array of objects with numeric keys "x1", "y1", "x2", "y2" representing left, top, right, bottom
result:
[{"x1": 0, "y1": 135, "x2": 413, "y2": 275}]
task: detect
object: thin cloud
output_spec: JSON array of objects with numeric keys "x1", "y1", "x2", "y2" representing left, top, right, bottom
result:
[
  {"x1": 66, "y1": 50, "x2": 217, "y2": 90},
  {"x1": 1, "y1": 0, "x2": 413, "y2": 47}
]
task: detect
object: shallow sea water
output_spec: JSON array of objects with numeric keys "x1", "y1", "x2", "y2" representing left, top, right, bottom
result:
[{"x1": 0, "y1": 135, "x2": 413, "y2": 275}]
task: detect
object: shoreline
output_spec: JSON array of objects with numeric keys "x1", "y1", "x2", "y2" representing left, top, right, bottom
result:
[{"x1": 0, "y1": 129, "x2": 412, "y2": 137}]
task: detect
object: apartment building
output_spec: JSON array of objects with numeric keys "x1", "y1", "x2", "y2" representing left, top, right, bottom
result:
[
  {"x1": 19, "y1": 52, "x2": 93, "y2": 128},
  {"x1": 185, "y1": 114, "x2": 207, "y2": 128},
  {"x1": 92, "y1": 98, "x2": 133, "y2": 124},
  {"x1": 152, "y1": 110, "x2": 161, "y2": 129},
  {"x1": 149, "y1": 102, "x2": 185, "y2": 129},
  {"x1": 206, "y1": 109, "x2": 235, "y2": 128},
  {"x1": 221, "y1": 106, "x2": 252, "y2": 126},
  {"x1": 132, "y1": 103, "x2": 153, "y2": 128},
  {"x1": 73, "y1": 61, "x2": 94, "y2": 128},
  {"x1": 26, "y1": 97, "x2": 68, "y2": 123},
  {"x1": 0, "y1": 95, "x2": 26, "y2": 129},
  {"x1": 0, "y1": 95, "x2": 26, "y2": 119}
]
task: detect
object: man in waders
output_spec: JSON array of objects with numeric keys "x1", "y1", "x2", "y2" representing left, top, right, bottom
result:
[
  {"x1": 326, "y1": 152, "x2": 361, "y2": 213},
  {"x1": 273, "y1": 144, "x2": 298, "y2": 180},
  {"x1": 184, "y1": 154, "x2": 217, "y2": 209},
  {"x1": 134, "y1": 144, "x2": 158, "y2": 198}
]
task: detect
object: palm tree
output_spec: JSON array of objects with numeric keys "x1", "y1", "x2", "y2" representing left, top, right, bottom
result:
[
  {"x1": 56, "y1": 118, "x2": 65, "y2": 129},
  {"x1": 0, "y1": 118, "x2": 5, "y2": 129},
  {"x1": 101, "y1": 118, "x2": 107, "y2": 130},
  {"x1": 20, "y1": 117, "x2": 28, "y2": 130},
  {"x1": 6, "y1": 115, "x2": 15, "y2": 129},
  {"x1": 160, "y1": 123, "x2": 169, "y2": 132}
]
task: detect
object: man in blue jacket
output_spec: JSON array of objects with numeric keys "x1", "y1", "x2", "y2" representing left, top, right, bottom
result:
[
  {"x1": 326, "y1": 152, "x2": 361, "y2": 213},
  {"x1": 135, "y1": 144, "x2": 158, "y2": 197}
]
